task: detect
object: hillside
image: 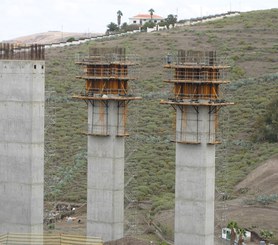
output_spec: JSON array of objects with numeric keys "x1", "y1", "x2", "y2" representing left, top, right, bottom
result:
[
  {"x1": 236, "y1": 155, "x2": 278, "y2": 195},
  {"x1": 43, "y1": 9, "x2": 278, "y2": 242},
  {"x1": 9, "y1": 31, "x2": 102, "y2": 44}
]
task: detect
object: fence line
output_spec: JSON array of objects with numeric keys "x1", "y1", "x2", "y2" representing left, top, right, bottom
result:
[
  {"x1": 0, "y1": 233, "x2": 103, "y2": 245},
  {"x1": 43, "y1": 12, "x2": 241, "y2": 49}
]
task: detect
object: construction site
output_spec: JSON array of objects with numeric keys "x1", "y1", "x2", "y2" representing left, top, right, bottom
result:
[
  {"x1": 0, "y1": 42, "x2": 233, "y2": 245},
  {"x1": 1, "y1": 13, "x2": 277, "y2": 243}
]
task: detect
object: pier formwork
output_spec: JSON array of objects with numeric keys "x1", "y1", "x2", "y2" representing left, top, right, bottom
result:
[
  {"x1": 74, "y1": 47, "x2": 140, "y2": 242},
  {"x1": 161, "y1": 50, "x2": 232, "y2": 245}
]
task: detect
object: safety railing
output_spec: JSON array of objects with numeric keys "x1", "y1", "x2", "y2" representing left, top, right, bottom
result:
[
  {"x1": 169, "y1": 93, "x2": 222, "y2": 100},
  {"x1": 79, "y1": 88, "x2": 135, "y2": 97},
  {"x1": 164, "y1": 69, "x2": 229, "y2": 82},
  {"x1": 75, "y1": 53, "x2": 140, "y2": 65},
  {"x1": 164, "y1": 51, "x2": 229, "y2": 67}
]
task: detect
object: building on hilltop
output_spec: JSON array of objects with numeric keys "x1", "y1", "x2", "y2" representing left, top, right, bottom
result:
[{"x1": 129, "y1": 14, "x2": 164, "y2": 25}]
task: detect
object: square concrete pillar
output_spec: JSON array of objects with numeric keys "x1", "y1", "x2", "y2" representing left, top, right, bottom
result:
[{"x1": 0, "y1": 60, "x2": 44, "y2": 234}]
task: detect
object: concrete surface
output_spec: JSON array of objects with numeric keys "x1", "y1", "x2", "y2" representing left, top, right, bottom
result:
[
  {"x1": 87, "y1": 101, "x2": 124, "y2": 242},
  {"x1": 175, "y1": 106, "x2": 216, "y2": 245},
  {"x1": 0, "y1": 60, "x2": 44, "y2": 234}
]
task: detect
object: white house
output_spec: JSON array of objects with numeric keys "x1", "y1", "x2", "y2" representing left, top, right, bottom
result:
[{"x1": 129, "y1": 14, "x2": 164, "y2": 25}]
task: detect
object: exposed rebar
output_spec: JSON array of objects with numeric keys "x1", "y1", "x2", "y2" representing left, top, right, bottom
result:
[{"x1": 0, "y1": 43, "x2": 45, "y2": 60}]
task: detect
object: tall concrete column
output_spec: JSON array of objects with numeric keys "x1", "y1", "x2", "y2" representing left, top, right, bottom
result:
[
  {"x1": 87, "y1": 101, "x2": 124, "y2": 241},
  {"x1": 74, "y1": 47, "x2": 140, "y2": 242},
  {"x1": 0, "y1": 59, "x2": 44, "y2": 233},
  {"x1": 175, "y1": 106, "x2": 215, "y2": 245},
  {"x1": 161, "y1": 49, "x2": 232, "y2": 245}
]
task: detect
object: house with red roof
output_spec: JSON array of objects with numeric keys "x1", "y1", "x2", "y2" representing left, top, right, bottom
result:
[{"x1": 129, "y1": 14, "x2": 164, "y2": 25}]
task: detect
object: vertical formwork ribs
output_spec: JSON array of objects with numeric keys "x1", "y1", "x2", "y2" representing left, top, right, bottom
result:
[{"x1": 74, "y1": 47, "x2": 141, "y2": 136}]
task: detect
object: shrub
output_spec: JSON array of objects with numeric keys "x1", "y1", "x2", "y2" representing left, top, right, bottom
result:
[
  {"x1": 67, "y1": 37, "x2": 75, "y2": 42},
  {"x1": 253, "y1": 97, "x2": 278, "y2": 142}
]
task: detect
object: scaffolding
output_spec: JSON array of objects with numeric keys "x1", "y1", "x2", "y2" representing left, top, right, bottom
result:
[
  {"x1": 73, "y1": 47, "x2": 141, "y2": 136},
  {"x1": 161, "y1": 50, "x2": 233, "y2": 144},
  {"x1": 164, "y1": 50, "x2": 229, "y2": 101},
  {"x1": 75, "y1": 48, "x2": 139, "y2": 97}
]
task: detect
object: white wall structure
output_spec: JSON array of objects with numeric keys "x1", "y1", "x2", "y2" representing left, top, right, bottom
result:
[
  {"x1": 129, "y1": 14, "x2": 164, "y2": 25},
  {"x1": 0, "y1": 44, "x2": 45, "y2": 234}
]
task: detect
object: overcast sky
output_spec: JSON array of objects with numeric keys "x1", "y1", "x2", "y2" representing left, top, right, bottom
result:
[{"x1": 0, "y1": 0, "x2": 277, "y2": 41}]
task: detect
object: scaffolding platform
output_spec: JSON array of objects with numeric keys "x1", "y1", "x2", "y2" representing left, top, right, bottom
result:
[
  {"x1": 74, "y1": 47, "x2": 141, "y2": 136},
  {"x1": 161, "y1": 50, "x2": 233, "y2": 144}
]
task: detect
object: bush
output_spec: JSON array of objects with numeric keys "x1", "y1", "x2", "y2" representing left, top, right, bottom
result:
[
  {"x1": 141, "y1": 21, "x2": 156, "y2": 31},
  {"x1": 253, "y1": 97, "x2": 278, "y2": 142},
  {"x1": 48, "y1": 223, "x2": 55, "y2": 230},
  {"x1": 67, "y1": 37, "x2": 75, "y2": 42}
]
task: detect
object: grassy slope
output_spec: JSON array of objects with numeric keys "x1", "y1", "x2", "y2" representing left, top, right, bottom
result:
[{"x1": 44, "y1": 9, "x2": 278, "y2": 212}]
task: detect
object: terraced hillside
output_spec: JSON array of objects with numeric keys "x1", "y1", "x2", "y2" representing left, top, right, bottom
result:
[{"x1": 43, "y1": 8, "x2": 278, "y2": 242}]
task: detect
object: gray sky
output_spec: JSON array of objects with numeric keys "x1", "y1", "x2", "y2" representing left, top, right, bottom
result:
[{"x1": 1, "y1": 0, "x2": 277, "y2": 41}]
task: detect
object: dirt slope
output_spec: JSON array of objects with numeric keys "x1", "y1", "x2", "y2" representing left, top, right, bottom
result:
[
  {"x1": 9, "y1": 31, "x2": 102, "y2": 44},
  {"x1": 214, "y1": 155, "x2": 278, "y2": 244},
  {"x1": 235, "y1": 155, "x2": 278, "y2": 195}
]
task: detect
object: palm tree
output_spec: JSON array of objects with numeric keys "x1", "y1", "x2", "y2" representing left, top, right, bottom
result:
[
  {"x1": 148, "y1": 8, "x2": 155, "y2": 21},
  {"x1": 117, "y1": 10, "x2": 123, "y2": 27},
  {"x1": 237, "y1": 227, "x2": 246, "y2": 245},
  {"x1": 227, "y1": 221, "x2": 238, "y2": 245}
]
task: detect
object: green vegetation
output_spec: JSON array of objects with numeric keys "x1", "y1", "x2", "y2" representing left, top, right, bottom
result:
[
  {"x1": 141, "y1": 21, "x2": 156, "y2": 31},
  {"x1": 117, "y1": 10, "x2": 123, "y2": 27},
  {"x1": 253, "y1": 97, "x2": 278, "y2": 142},
  {"x1": 44, "y1": 9, "x2": 278, "y2": 219},
  {"x1": 106, "y1": 22, "x2": 119, "y2": 33},
  {"x1": 245, "y1": 194, "x2": 278, "y2": 206},
  {"x1": 149, "y1": 8, "x2": 155, "y2": 19},
  {"x1": 227, "y1": 221, "x2": 239, "y2": 245},
  {"x1": 47, "y1": 223, "x2": 55, "y2": 230},
  {"x1": 227, "y1": 221, "x2": 247, "y2": 245},
  {"x1": 66, "y1": 37, "x2": 75, "y2": 42},
  {"x1": 260, "y1": 229, "x2": 274, "y2": 245},
  {"x1": 216, "y1": 74, "x2": 278, "y2": 194}
]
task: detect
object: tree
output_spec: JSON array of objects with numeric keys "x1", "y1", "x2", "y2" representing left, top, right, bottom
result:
[
  {"x1": 141, "y1": 21, "x2": 155, "y2": 31},
  {"x1": 165, "y1": 14, "x2": 177, "y2": 28},
  {"x1": 149, "y1": 8, "x2": 155, "y2": 20},
  {"x1": 117, "y1": 10, "x2": 123, "y2": 27},
  {"x1": 106, "y1": 22, "x2": 119, "y2": 33},
  {"x1": 260, "y1": 230, "x2": 274, "y2": 245},
  {"x1": 227, "y1": 221, "x2": 238, "y2": 245},
  {"x1": 66, "y1": 37, "x2": 75, "y2": 42}
]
